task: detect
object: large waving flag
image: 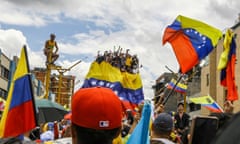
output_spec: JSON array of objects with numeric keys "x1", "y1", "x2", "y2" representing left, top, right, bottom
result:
[
  {"x1": 163, "y1": 15, "x2": 222, "y2": 73},
  {"x1": 219, "y1": 29, "x2": 238, "y2": 101},
  {"x1": 82, "y1": 61, "x2": 144, "y2": 104},
  {"x1": 0, "y1": 46, "x2": 37, "y2": 138},
  {"x1": 189, "y1": 95, "x2": 223, "y2": 113},
  {"x1": 167, "y1": 78, "x2": 187, "y2": 94},
  {"x1": 127, "y1": 101, "x2": 151, "y2": 144}
]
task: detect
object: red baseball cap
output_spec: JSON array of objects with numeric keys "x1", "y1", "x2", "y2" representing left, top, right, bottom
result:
[{"x1": 71, "y1": 87, "x2": 122, "y2": 130}]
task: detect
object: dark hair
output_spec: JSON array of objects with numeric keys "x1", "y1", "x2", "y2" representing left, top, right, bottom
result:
[
  {"x1": 126, "y1": 111, "x2": 134, "y2": 125},
  {"x1": 177, "y1": 102, "x2": 184, "y2": 107},
  {"x1": 72, "y1": 123, "x2": 121, "y2": 144},
  {"x1": 29, "y1": 127, "x2": 40, "y2": 140},
  {"x1": 121, "y1": 125, "x2": 131, "y2": 137},
  {"x1": 50, "y1": 33, "x2": 55, "y2": 37},
  {"x1": 152, "y1": 126, "x2": 172, "y2": 137}
]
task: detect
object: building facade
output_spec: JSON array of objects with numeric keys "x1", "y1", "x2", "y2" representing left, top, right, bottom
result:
[
  {"x1": 0, "y1": 50, "x2": 18, "y2": 100},
  {"x1": 0, "y1": 48, "x2": 75, "y2": 109},
  {"x1": 152, "y1": 67, "x2": 201, "y2": 114},
  {"x1": 201, "y1": 22, "x2": 240, "y2": 114},
  {"x1": 50, "y1": 74, "x2": 75, "y2": 107},
  {"x1": 0, "y1": 50, "x2": 48, "y2": 103},
  {"x1": 32, "y1": 67, "x2": 75, "y2": 108},
  {"x1": 152, "y1": 72, "x2": 179, "y2": 112},
  {"x1": 0, "y1": 50, "x2": 11, "y2": 100}
]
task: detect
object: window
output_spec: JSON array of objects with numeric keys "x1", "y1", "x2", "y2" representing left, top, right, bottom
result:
[
  {"x1": 0, "y1": 88, "x2": 7, "y2": 99},
  {"x1": 206, "y1": 73, "x2": 209, "y2": 86},
  {"x1": 224, "y1": 89, "x2": 228, "y2": 101},
  {"x1": 0, "y1": 65, "x2": 9, "y2": 79}
]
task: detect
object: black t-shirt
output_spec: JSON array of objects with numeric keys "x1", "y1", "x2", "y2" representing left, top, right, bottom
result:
[{"x1": 174, "y1": 112, "x2": 190, "y2": 130}]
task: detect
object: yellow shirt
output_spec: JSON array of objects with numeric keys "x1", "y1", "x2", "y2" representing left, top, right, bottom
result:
[
  {"x1": 125, "y1": 57, "x2": 132, "y2": 67},
  {"x1": 122, "y1": 134, "x2": 130, "y2": 144},
  {"x1": 113, "y1": 134, "x2": 123, "y2": 144},
  {"x1": 47, "y1": 40, "x2": 55, "y2": 49}
]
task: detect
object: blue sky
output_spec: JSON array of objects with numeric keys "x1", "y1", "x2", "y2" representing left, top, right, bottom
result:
[{"x1": 0, "y1": 0, "x2": 239, "y2": 99}]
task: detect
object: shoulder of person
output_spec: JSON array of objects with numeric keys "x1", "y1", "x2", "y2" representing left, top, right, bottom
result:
[
  {"x1": 151, "y1": 138, "x2": 175, "y2": 144},
  {"x1": 174, "y1": 113, "x2": 180, "y2": 117},
  {"x1": 184, "y1": 113, "x2": 190, "y2": 118},
  {"x1": 151, "y1": 139, "x2": 165, "y2": 144},
  {"x1": 45, "y1": 40, "x2": 51, "y2": 44}
]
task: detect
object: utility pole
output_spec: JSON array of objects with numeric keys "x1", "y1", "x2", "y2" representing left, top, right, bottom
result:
[
  {"x1": 44, "y1": 62, "x2": 61, "y2": 99},
  {"x1": 45, "y1": 61, "x2": 81, "y2": 104}
]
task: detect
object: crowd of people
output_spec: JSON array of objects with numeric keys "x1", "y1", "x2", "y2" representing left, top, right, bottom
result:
[
  {"x1": 95, "y1": 48, "x2": 141, "y2": 74},
  {"x1": 42, "y1": 34, "x2": 141, "y2": 74},
  {"x1": 152, "y1": 100, "x2": 235, "y2": 144},
  {"x1": 0, "y1": 86, "x2": 237, "y2": 144},
  {"x1": 0, "y1": 118, "x2": 72, "y2": 144}
]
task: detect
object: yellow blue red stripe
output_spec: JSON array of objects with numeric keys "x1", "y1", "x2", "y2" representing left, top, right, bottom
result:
[
  {"x1": 167, "y1": 79, "x2": 187, "y2": 94},
  {"x1": 219, "y1": 29, "x2": 238, "y2": 101},
  {"x1": 189, "y1": 95, "x2": 223, "y2": 113},
  {"x1": 0, "y1": 46, "x2": 36, "y2": 138}
]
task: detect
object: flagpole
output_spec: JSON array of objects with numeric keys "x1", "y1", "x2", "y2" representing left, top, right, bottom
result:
[
  {"x1": 183, "y1": 93, "x2": 187, "y2": 112},
  {"x1": 163, "y1": 74, "x2": 183, "y2": 105},
  {"x1": 183, "y1": 69, "x2": 198, "y2": 112},
  {"x1": 160, "y1": 66, "x2": 198, "y2": 106},
  {"x1": 23, "y1": 45, "x2": 38, "y2": 126},
  {"x1": 165, "y1": 65, "x2": 176, "y2": 75}
]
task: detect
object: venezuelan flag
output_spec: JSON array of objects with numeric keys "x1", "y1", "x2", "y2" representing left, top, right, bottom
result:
[
  {"x1": 82, "y1": 61, "x2": 144, "y2": 104},
  {"x1": 218, "y1": 29, "x2": 233, "y2": 70},
  {"x1": 163, "y1": 15, "x2": 222, "y2": 73},
  {"x1": 190, "y1": 95, "x2": 223, "y2": 113},
  {"x1": 0, "y1": 46, "x2": 37, "y2": 138},
  {"x1": 167, "y1": 79, "x2": 187, "y2": 94},
  {"x1": 219, "y1": 29, "x2": 238, "y2": 101}
]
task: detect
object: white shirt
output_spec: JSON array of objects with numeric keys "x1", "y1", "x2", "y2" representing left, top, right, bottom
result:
[
  {"x1": 40, "y1": 130, "x2": 54, "y2": 142},
  {"x1": 151, "y1": 138, "x2": 175, "y2": 144}
]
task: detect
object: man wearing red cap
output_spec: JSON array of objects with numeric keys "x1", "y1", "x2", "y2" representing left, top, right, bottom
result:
[{"x1": 71, "y1": 87, "x2": 123, "y2": 144}]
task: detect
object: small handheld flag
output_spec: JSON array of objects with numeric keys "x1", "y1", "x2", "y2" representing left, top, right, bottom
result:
[
  {"x1": 167, "y1": 78, "x2": 187, "y2": 94},
  {"x1": 189, "y1": 95, "x2": 223, "y2": 113}
]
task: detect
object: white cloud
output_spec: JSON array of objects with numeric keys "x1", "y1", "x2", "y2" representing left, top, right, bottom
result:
[
  {"x1": 0, "y1": 29, "x2": 26, "y2": 57},
  {"x1": 57, "y1": 59, "x2": 92, "y2": 91},
  {"x1": 0, "y1": 29, "x2": 46, "y2": 69},
  {"x1": 0, "y1": 1, "x2": 61, "y2": 26}
]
